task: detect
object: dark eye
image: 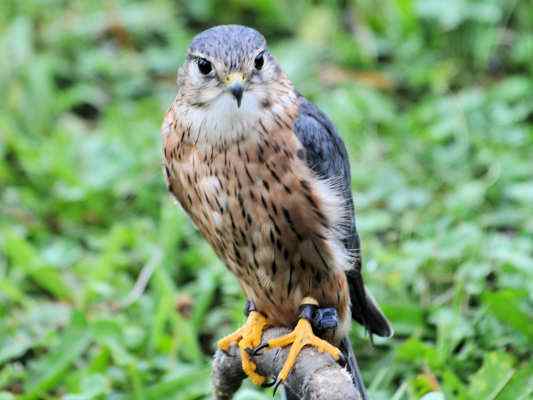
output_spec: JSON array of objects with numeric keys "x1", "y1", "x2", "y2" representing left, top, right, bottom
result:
[
  {"x1": 197, "y1": 58, "x2": 212, "y2": 75},
  {"x1": 254, "y1": 52, "x2": 265, "y2": 70}
]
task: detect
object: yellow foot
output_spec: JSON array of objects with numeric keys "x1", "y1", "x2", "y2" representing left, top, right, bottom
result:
[
  {"x1": 266, "y1": 317, "x2": 342, "y2": 383},
  {"x1": 217, "y1": 311, "x2": 269, "y2": 385}
]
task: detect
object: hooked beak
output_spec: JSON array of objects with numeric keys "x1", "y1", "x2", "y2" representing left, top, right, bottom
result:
[{"x1": 224, "y1": 72, "x2": 245, "y2": 107}]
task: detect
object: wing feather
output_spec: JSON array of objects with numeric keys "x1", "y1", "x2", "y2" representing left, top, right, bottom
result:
[{"x1": 293, "y1": 95, "x2": 392, "y2": 337}]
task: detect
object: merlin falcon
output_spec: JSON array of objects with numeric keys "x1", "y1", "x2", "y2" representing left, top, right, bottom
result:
[{"x1": 161, "y1": 25, "x2": 392, "y2": 396}]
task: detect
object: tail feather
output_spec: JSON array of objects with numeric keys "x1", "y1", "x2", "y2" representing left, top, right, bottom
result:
[
  {"x1": 346, "y1": 269, "x2": 393, "y2": 338},
  {"x1": 340, "y1": 336, "x2": 368, "y2": 400},
  {"x1": 361, "y1": 290, "x2": 394, "y2": 338}
]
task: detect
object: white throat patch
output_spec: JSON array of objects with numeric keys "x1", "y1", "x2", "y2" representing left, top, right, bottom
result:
[
  {"x1": 174, "y1": 84, "x2": 297, "y2": 148},
  {"x1": 179, "y1": 91, "x2": 264, "y2": 145}
]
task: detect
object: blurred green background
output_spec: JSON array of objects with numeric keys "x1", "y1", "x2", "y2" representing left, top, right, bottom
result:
[{"x1": 1, "y1": 0, "x2": 532, "y2": 399}]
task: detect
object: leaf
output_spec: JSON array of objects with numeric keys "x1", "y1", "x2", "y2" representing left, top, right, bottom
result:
[
  {"x1": 90, "y1": 319, "x2": 136, "y2": 366},
  {"x1": 2, "y1": 231, "x2": 73, "y2": 301},
  {"x1": 482, "y1": 289, "x2": 533, "y2": 343},
  {"x1": 505, "y1": 182, "x2": 533, "y2": 204},
  {"x1": 468, "y1": 352, "x2": 515, "y2": 400},
  {"x1": 134, "y1": 368, "x2": 210, "y2": 400},
  {"x1": 0, "y1": 332, "x2": 33, "y2": 365},
  {"x1": 381, "y1": 302, "x2": 425, "y2": 335},
  {"x1": 63, "y1": 373, "x2": 109, "y2": 399},
  {"x1": 22, "y1": 312, "x2": 92, "y2": 400},
  {"x1": 395, "y1": 338, "x2": 441, "y2": 368},
  {"x1": 495, "y1": 362, "x2": 533, "y2": 400}
]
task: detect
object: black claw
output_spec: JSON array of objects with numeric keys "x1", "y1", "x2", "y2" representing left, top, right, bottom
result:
[
  {"x1": 244, "y1": 347, "x2": 255, "y2": 357},
  {"x1": 338, "y1": 352, "x2": 346, "y2": 367},
  {"x1": 261, "y1": 378, "x2": 277, "y2": 388},
  {"x1": 272, "y1": 379, "x2": 283, "y2": 396},
  {"x1": 250, "y1": 343, "x2": 269, "y2": 357}
]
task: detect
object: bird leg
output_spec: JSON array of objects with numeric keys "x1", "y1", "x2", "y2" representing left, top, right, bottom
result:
[
  {"x1": 217, "y1": 300, "x2": 270, "y2": 385},
  {"x1": 262, "y1": 297, "x2": 342, "y2": 386}
]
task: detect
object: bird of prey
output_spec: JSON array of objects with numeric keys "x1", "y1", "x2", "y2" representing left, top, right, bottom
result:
[{"x1": 161, "y1": 25, "x2": 392, "y2": 397}]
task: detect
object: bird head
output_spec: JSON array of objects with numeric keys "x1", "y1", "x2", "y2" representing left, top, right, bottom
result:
[{"x1": 174, "y1": 25, "x2": 296, "y2": 144}]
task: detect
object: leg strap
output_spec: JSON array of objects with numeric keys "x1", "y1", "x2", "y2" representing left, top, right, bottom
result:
[
  {"x1": 298, "y1": 298, "x2": 339, "y2": 332},
  {"x1": 244, "y1": 299, "x2": 256, "y2": 316}
]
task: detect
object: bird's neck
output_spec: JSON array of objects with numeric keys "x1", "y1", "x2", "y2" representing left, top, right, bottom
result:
[{"x1": 174, "y1": 82, "x2": 299, "y2": 150}]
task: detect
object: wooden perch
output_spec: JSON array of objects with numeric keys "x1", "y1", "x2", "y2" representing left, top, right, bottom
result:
[{"x1": 212, "y1": 326, "x2": 362, "y2": 400}]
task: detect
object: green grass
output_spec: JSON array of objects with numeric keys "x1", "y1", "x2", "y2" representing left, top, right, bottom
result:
[{"x1": 1, "y1": 1, "x2": 532, "y2": 399}]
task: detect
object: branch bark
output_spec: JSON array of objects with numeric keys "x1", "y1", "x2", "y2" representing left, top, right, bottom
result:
[{"x1": 212, "y1": 326, "x2": 362, "y2": 400}]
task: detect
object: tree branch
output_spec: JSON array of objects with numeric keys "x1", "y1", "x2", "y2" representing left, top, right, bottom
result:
[{"x1": 212, "y1": 326, "x2": 362, "y2": 400}]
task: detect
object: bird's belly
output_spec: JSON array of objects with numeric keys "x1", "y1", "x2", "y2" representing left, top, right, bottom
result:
[
  {"x1": 198, "y1": 186, "x2": 348, "y2": 327},
  {"x1": 166, "y1": 136, "x2": 350, "y2": 328}
]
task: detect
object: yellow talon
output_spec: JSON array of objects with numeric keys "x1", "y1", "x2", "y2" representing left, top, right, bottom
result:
[
  {"x1": 217, "y1": 311, "x2": 269, "y2": 385},
  {"x1": 267, "y1": 313, "x2": 341, "y2": 383}
]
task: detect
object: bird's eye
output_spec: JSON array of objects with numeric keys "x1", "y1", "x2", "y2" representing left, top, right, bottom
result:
[
  {"x1": 254, "y1": 52, "x2": 265, "y2": 70},
  {"x1": 197, "y1": 58, "x2": 212, "y2": 75}
]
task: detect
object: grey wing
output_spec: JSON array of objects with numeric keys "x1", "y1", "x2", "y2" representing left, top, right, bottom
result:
[{"x1": 293, "y1": 95, "x2": 392, "y2": 337}]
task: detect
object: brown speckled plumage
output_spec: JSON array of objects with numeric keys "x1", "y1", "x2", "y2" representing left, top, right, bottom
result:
[
  {"x1": 161, "y1": 26, "x2": 391, "y2": 352},
  {"x1": 163, "y1": 95, "x2": 351, "y2": 335}
]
